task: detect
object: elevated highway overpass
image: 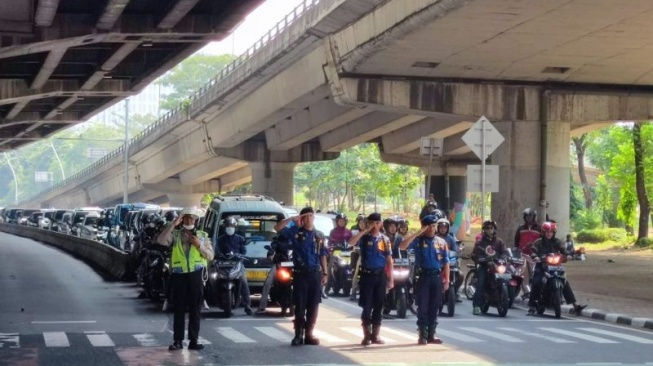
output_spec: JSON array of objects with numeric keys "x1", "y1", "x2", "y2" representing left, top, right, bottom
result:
[
  {"x1": 0, "y1": 0, "x2": 264, "y2": 151},
  {"x1": 18, "y1": 0, "x2": 653, "y2": 239}
]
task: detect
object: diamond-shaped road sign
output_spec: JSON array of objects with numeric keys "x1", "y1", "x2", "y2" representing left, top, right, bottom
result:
[
  {"x1": 420, "y1": 137, "x2": 443, "y2": 157},
  {"x1": 461, "y1": 116, "x2": 505, "y2": 160}
]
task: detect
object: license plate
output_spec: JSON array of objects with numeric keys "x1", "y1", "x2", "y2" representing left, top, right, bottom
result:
[
  {"x1": 246, "y1": 270, "x2": 268, "y2": 281},
  {"x1": 495, "y1": 273, "x2": 511, "y2": 280},
  {"x1": 548, "y1": 266, "x2": 565, "y2": 271},
  {"x1": 394, "y1": 258, "x2": 409, "y2": 265},
  {"x1": 280, "y1": 261, "x2": 293, "y2": 268}
]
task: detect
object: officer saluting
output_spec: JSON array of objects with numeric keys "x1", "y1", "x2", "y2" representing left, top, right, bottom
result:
[
  {"x1": 274, "y1": 207, "x2": 328, "y2": 346},
  {"x1": 399, "y1": 214, "x2": 450, "y2": 345},
  {"x1": 348, "y1": 213, "x2": 393, "y2": 346}
]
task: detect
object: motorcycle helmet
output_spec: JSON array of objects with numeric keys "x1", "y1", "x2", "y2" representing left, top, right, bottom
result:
[
  {"x1": 223, "y1": 216, "x2": 238, "y2": 227},
  {"x1": 335, "y1": 213, "x2": 348, "y2": 227},
  {"x1": 541, "y1": 221, "x2": 557, "y2": 236},
  {"x1": 383, "y1": 217, "x2": 398, "y2": 233},
  {"x1": 180, "y1": 206, "x2": 203, "y2": 220},
  {"x1": 164, "y1": 210, "x2": 178, "y2": 223},
  {"x1": 523, "y1": 207, "x2": 537, "y2": 222},
  {"x1": 436, "y1": 218, "x2": 450, "y2": 234},
  {"x1": 397, "y1": 218, "x2": 409, "y2": 235},
  {"x1": 431, "y1": 209, "x2": 445, "y2": 221}
]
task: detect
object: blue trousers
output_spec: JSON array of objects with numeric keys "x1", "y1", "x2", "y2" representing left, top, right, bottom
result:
[{"x1": 415, "y1": 270, "x2": 442, "y2": 328}]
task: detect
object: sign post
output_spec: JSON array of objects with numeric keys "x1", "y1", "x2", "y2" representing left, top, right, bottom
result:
[
  {"x1": 462, "y1": 116, "x2": 505, "y2": 221},
  {"x1": 420, "y1": 137, "x2": 443, "y2": 199}
]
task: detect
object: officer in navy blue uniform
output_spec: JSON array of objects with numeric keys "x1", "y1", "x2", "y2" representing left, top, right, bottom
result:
[
  {"x1": 399, "y1": 215, "x2": 450, "y2": 345},
  {"x1": 348, "y1": 212, "x2": 393, "y2": 346},
  {"x1": 216, "y1": 216, "x2": 252, "y2": 315},
  {"x1": 274, "y1": 207, "x2": 328, "y2": 346}
]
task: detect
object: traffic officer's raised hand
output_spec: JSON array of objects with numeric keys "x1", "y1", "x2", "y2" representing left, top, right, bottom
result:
[{"x1": 293, "y1": 213, "x2": 309, "y2": 227}]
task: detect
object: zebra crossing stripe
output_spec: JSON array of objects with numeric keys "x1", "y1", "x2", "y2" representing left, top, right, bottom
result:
[
  {"x1": 540, "y1": 328, "x2": 619, "y2": 344},
  {"x1": 311, "y1": 329, "x2": 347, "y2": 343},
  {"x1": 577, "y1": 328, "x2": 653, "y2": 344},
  {"x1": 43, "y1": 332, "x2": 70, "y2": 347},
  {"x1": 341, "y1": 327, "x2": 397, "y2": 343},
  {"x1": 133, "y1": 333, "x2": 160, "y2": 347},
  {"x1": 381, "y1": 327, "x2": 418, "y2": 341},
  {"x1": 435, "y1": 329, "x2": 483, "y2": 343},
  {"x1": 458, "y1": 327, "x2": 524, "y2": 343},
  {"x1": 254, "y1": 327, "x2": 292, "y2": 342},
  {"x1": 497, "y1": 327, "x2": 575, "y2": 344},
  {"x1": 216, "y1": 327, "x2": 255, "y2": 343},
  {"x1": 84, "y1": 331, "x2": 115, "y2": 347},
  {"x1": 0, "y1": 333, "x2": 20, "y2": 348}
]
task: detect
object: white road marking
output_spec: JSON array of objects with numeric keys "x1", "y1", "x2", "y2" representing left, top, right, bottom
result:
[
  {"x1": 381, "y1": 327, "x2": 418, "y2": 340},
  {"x1": 578, "y1": 328, "x2": 653, "y2": 344},
  {"x1": 435, "y1": 329, "x2": 483, "y2": 342},
  {"x1": 311, "y1": 329, "x2": 347, "y2": 343},
  {"x1": 215, "y1": 327, "x2": 256, "y2": 343},
  {"x1": 341, "y1": 327, "x2": 397, "y2": 343},
  {"x1": 540, "y1": 328, "x2": 619, "y2": 344},
  {"x1": 497, "y1": 327, "x2": 575, "y2": 343},
  {"x1": 0, "y1": 333, "x2": 20, "y2": 348},
  {"x1": 84, "y1": 331, "x2": 115, "y2": 347},
  {"x1": 254, "y1": 327, "x2": 292, "y2": 342},
  {"x1": 43, "y1": 332, "x2": 70, "y2": 347},
  {"x1": 133, "y1": 333, "x2": 160, "y2": 347},
  {"x1": 31, "y1": 320, "x2": 96, "y2": 324},
  {"x1": 458, "y1": 327, "x2": 524, "y2": 342}
]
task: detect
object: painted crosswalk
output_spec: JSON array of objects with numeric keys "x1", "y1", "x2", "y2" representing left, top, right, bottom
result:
[{"x1": 1, "y1": 325, "x2": 652, "y2": 349}]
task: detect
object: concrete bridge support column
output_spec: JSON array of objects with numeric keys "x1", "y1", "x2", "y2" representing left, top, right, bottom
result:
[
  {"x1": 250, "y1": 162, "x2": 296, "y2": 206},
  {"x1": 491, "y1": 120, "x2": 570, "y2": 242},
  {"x1": 166, "y1": 193, "x2": 205, "y2": 208}
]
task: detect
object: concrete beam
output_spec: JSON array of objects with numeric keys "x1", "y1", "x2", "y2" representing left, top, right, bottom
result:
[
  {"x1": 179, "y1": 157, "x2": 248, "y2": 186},
  {"x1": 570, "y1": 122, "x2": 613, "y2": 137},
  {"x1": 380, "y1": 150, "x2": 470, "y2": 174},
  {"x1": 265, "y1": 97, "x2": 370, "y2": 151},
  {"x1": 6, "y1": 102, "x2": 28, "y2": 120},
  {"x1": 81, "y1": 42, "x2": 140, "y2": 90},
  {"x1": 442, "y1": 131, "x2": 471, "y2": 155},
  {"x1": 215, "y1": 140, "x2": 339, "y2": 163},
  {"x1": 158, "y1": 0, "x2": 201, "y2": 29},
  {"x1": 96, "y1": 0, "x2": 131, "y2": 30},
  {"x1": 31, "y1": 48, "x2": 67, "y2": 89},
  {"x1": 250, "y1": 162, "x2": 296, "y2": 205},
  {"x1": 220, "y1": 167, "x2": 253, "y2": 192},
  {"x1": 319, "y1": 112, "x2": 424, "y2": 152},
  {"x1": 143, "y1": 178, "x2": 220, "y2": 194},
  {"x1": 35, "y1": 0, "x2": 61, "y2": 27},
  {"x1": 382, "y1": 115, "x2": 472, "y2": 154}
]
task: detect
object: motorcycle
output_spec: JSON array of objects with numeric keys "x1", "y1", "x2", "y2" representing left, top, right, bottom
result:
[
  {"x1": 383, "y1": 256, "x2": 411, "y2": 318},
  {"x1": 206, "y1": 253, "x2": 248, "y2": 317},
  {"x1": 265, "y1": 244, "x2": 294, "y2": 317},
  {"x1": 506, "y1": 248, "x2": 526, "y2": 308},
  {"x1": 474, "y1": 256, "x2": 511, "y2": 317},
  {"x1": 139, "y1": 246, "x2": 170, "y2": 302},
  {"x1": 440, "y1": 248, "x2": 460, "y2": 317},
  {"x1": 532, "y1": 253, "x2": 566, "y2": 318},
  {"x1": 325, "y1": 242, "x2": 353, "y2": 297}
]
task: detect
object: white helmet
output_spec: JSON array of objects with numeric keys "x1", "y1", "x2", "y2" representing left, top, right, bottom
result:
[
  {"x1": 436, "y1": 218, "x2": 450, "y2": 227},
  {"x1": 180, "y1": 206, "x2": 203, "y2": 219}
]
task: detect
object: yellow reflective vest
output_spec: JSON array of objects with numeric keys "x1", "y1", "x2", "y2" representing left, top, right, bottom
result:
[{"x1": 171, "y1": 230, "x2": 209, "y2": 274}]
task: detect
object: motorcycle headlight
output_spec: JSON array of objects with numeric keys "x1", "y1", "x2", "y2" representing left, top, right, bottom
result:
[
  {"x1": 393, "y1": 269, "x2": 409, "y2": 278},
  {"x1": 211, "y1": 272, "x2": 217, "y2": 279},
  {"x1": 339, "y1": 259, "x2": 347, "y2": 266},
  {"x1": 496, "y1": 265, "x2": 506, "y2": 274}
]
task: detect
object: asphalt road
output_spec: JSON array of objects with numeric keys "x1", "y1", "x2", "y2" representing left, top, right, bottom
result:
[{"x1": 1, "y1": 231, "x2": 652, "y2": 366}]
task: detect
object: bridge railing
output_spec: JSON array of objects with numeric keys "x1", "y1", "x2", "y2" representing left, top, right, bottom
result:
[{"x1": 21, "y1": 0, "x2": 328, "y2": 205}]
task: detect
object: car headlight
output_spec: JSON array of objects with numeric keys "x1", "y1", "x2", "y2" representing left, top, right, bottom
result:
[{"x1": 393, "y1": 269, "x2": 410, "y2": 278}]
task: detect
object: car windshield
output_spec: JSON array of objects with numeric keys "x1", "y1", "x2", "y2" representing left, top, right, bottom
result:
[
  {"x1": 246, "y1": 240, "x2": 271, "y2": 259},
  {"x1": 73, "y1": 212, "x2": 88, "y2": 224},
  {"x1": 85, "y1": 216, "x2": 99, "y2": 226},
  {"x1": 313, "y1": 215, "x2": 335, "y2": 236}
]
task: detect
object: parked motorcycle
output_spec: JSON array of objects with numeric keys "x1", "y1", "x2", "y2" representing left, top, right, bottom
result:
[
  {"x1": 475, "y1": 256, "x2": 511, "y2": 317},
  {"x1": 265, "y1": 244, "x2": 294, "y2": 317},
  {"x1": 532, "y1": 253, "x2": 566, "y2": 318},
  {"x1": 325, "y1": 242, "x2": 353, "y2": 297},
  {"x1": 206, "y1": 253, "x2": 248, "y2": 317},
  {"x1": 138, "y1": 246, "x2": 170, "y2": 302},
  {"x1": 383, "y1": 256, "x2": 411, "y2": 318}
]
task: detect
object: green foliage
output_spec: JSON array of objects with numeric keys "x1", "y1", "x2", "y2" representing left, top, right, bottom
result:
[
  {"x1": 572, "y1": 208, "x2": 602, "y2": 231},
  {"x1": 635, "y1": 237, "x2": 653, "y2": 248},
  {"x1": 576, "y1": 228, "x2": 628, "y2": 243},
  {"x1": 157, "y1": 53, "x2": 234, "y2": 111}
]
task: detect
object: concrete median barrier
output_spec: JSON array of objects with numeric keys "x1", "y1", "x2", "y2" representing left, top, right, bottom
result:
[{"x1": 0, "y1": 223, "x2": 129, "y2": 280}]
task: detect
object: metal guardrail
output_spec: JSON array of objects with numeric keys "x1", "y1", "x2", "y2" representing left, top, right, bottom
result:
[{"x1": 21, "y1": 0, "x2": 326, "y2": 205}]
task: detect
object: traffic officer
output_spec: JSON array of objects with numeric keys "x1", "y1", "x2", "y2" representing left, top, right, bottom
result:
[
  {"x1": 274, "y1": 207, "x2": 328, "y2": 346},
  {"x1": 215, "y1": 216, "x2": 252, "y2": 315},
  {"x1": 348, "y1": 212, "x2": 393, "y2": 346},
  {"x1": 156, "y1": 207, "x2": 214, "y2": 351},
  {"x1": 399, "y1": 215, "x2": 450, "y2": 345}
]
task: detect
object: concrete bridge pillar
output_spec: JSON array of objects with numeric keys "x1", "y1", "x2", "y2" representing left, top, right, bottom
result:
[
  {"x1": 250, "y1": 162, "x2": 296, "y2": 206},
  {"x1": 166, "y1": 193, "x2": 205, "y2": 208},
  {"x1": 491, "y1": 120, "x2": 570, "y2": 242}
]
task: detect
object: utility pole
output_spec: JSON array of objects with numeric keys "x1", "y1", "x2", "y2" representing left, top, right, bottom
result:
[
  {"x1": 4, "y1": 152, "x2": 18, "y2": 203},
  {"x1": 123, "y1": 98, "x2": 129, "y2": 204},
  {"x1": 49, "y1": 140, "x2": 66, "y2": 181}
]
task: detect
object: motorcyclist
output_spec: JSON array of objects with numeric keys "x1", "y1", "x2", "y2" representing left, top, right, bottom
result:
[
  {"x1": 435, "y1": 218, "x2": 463, "y2": 302},
  {"x1": 527, "y1": 222, "x2": 587, "y2": 315},
  {"x1": 326, "y1": 213, "x2": 353, "y2": 297},
  {"x1": 215, "y1": 216, "x2": 252, "y2": 315},
  {"x1": 472, "y1": 220, "x2": 508, "y2": 315},
  {"x1": 513, "y1": 208, "x2": 541, "y2": 300},
  {"x1": 419, "y1": 200, "x2": 439, "y2": 220},
  {"x1": 383, "y1": 217, "x2": 402, "y2": 258},
  {"x1": 349, "y1": 214, "x2": 367, "y2": 301},
  {"x1": 257, "y1": 232, "x2": 292, "y2": 314},
  {"x1": 397, "y1": 218, "x2": 409, "y2": 236}
]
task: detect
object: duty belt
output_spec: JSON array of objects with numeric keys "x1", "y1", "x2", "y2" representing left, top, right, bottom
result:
[
  {"x1": 418, "y1": 268, "x2": 441, "y2": 275},
  {"x1": 361, "y1": 268, "x2": 384, "y2": 275},
  {"x1": 293, "y1": 266, "x2": 321, "y2": 274}
]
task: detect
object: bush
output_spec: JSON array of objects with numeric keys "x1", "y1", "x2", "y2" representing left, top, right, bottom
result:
[
  {"x1": 571, "y1": 208, "x2": 602, "y2": 231},
  {"x1": 635, "y1": 237, "x2": 653, "y2": 248},
  {"x1": 576, "y1": 228, "x2": 628, "y2": 243}
]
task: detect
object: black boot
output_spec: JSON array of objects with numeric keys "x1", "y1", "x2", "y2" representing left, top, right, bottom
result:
[
  {"x1": 371, "y1": 324, "x2": 385, "y2": 345},
  {"x1": 304, "y1": 324, "x2": 320, "y2": 345},
  {"x1": 427, "y1": 324, "x2": 443, "y2": 344},
  {"x1": 291, "y1": 326, "x2": 304, "y2": 346},
  {"x1": 361, "y1": 324, "x2": 372, "y2": 346},
  {"x1": 417, "y1": 326, "x2": 428, "y2": 345}
]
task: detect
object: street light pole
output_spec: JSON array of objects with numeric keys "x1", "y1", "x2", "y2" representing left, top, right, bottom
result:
[
  {"x1": 4, "y1": 152, "x2": 18, "y2": 203},
  {"x1": 123, "y1": 98, "x2": 129, "y2": 204},
  {"x1": 49, "y1": 140, "x2": 66, "y2": 181}
]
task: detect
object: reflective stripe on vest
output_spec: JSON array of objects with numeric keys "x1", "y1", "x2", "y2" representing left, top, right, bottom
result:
[{"x1": 170, "y1": 230, "x2": 209, "y2": 274}]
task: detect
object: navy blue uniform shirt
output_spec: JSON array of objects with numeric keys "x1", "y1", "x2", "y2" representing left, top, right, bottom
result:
[
  {"x1": 408, "y1": 235, "x2": 450, "y2": 270},
  {"x1": 357, "y1": 233, "x2": 392, "y2": 270},
  {"x1": 280, "y1": 225, "x2": 327, "y2": 268},
  {"x1": 216, "y1": 234, "x2": 247, "y2": 256}
]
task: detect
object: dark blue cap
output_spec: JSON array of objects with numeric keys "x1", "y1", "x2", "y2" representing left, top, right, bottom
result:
[{"x1": 421, "y1": 215, "x2": 437, "y2": 226}]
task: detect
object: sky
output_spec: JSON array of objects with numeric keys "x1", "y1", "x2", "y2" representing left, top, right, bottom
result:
[{"x1": 201, "y1": 0, "x2": 305, "y2": 56}]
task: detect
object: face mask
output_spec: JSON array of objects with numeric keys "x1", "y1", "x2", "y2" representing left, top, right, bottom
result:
[
  {"x1": 226, "y1": 227, "x2": 235, "y2": 236},
  {"x1": 183, "y1": 225, "x2": 195, "y2": 230}
]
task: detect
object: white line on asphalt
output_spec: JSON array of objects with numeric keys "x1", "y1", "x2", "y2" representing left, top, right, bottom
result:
[
  {"x1": 341, "y1": 327, "x2": 397, "y2": 343},
  {"x1": 458, "y1": 327, "x2": 524, "y2": 342},
  {"x1": 311, "y1": 329, "x2": 347, "y2": 343},
  {"x1": 540, "y1": 328, "x2": 619, "y2": 343},
  {"x1": 31, "y1": 320, "x2": 97, "y2": 324},
  {"x1": 577, "y1": 327, "x2": 653, "y2": 344},
  {"x1": 215, "y1": 327, "x2": 256, "y2": 343},
  {"x1": 43, "y1": 332, "x2": 70, "y2": 347},
  {"x1": 576, "y1": 363, "x2": 622, "y2": 365},
  {"x1": 254, "y1": 327, "x2": 292, "y2": 342},
  {"x1": 381, "y1": 327, "x2": 418, "y2": 340},
  {"x1": 434, "y1": 329, "x2": 483, "y2": 342},
  {"x1": 167, "y1": 330, "x2": 212, "y2": 345},
  {"x1": 84, "y1": 331, "x2": 115, "y2": 347},
  {"x1": 133, "y1": 333, "x2": 160, "y2": 347},
  {"x1": 497, "y1": 327, "x2": 576, "y2": 343},
  {"x1": 0, "y1": 333, "x2": 20, "y2": 348}
]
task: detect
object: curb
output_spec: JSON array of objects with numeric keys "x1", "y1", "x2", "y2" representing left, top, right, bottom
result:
[{"x1": 562, "y1": 304, "x2": 653, "y2": 331}]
